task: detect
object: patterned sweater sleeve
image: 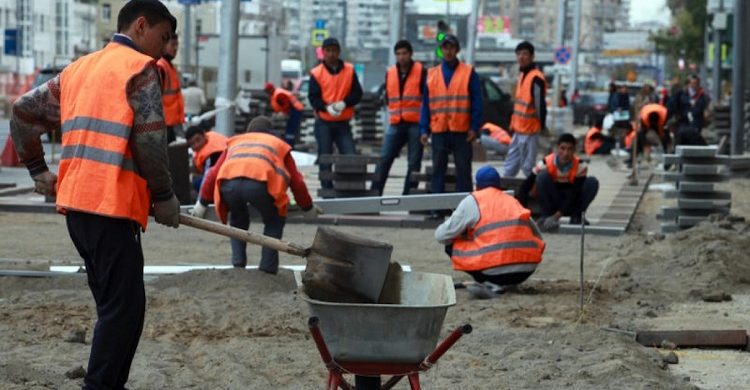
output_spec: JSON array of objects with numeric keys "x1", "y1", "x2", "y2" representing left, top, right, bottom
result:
[{"x1": 127, "y1": 64, "x2": 174, "y2": 202}]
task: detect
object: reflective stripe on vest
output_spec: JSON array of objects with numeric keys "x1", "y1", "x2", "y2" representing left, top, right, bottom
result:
[
  {"x1": 544, "y1": 153, "x2": 579, "y2": 183},
  {"x1": 386, "y1": 62, "x2": 423, "y2": 124},
  {"x1": 310, "y1": 62, "x2": 355, "y2": 122},
  {"x1": 193, "y1": 131, "x2": 228, "y2": 173},
  {"x1": 271, "y1": 88, "x2": 304, "y2": 113},
  {"x1": 427, "y1": 63, "x2": 472, "y2": 133},
  {"x1": 214, "y1": 132, "x2": 292, "y2": 223},
  {"x1": 510, "y1": 68, "x2": 546, "y2": 134},
  {"x1": 57, "y1": 42, "x2": 154, "y2": 229},
  {"x1": 482, "y1": 122, "x2": 511, "y2": 145},
  {"x1": 157, "y1": 58, "x2": 184, "y2": 126},
  {"x1": 584, "y1": 127, "x2": 603, "y2": 156},
  {"x1": 451, "y1": 188, "x2": 544, "y2": 271},
  {"x1": 639, "y1": 103, "x2": 667, "y2": 136}
]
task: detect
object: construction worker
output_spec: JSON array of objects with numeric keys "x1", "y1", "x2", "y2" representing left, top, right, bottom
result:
[
  {"x1": 419, "y1": 34, "x2": 483, "y2": 194},
  {"x1": 308, "y1": 37, "x2": 362, "y2": 189},
  {"x1": 192, "y1": 116, "x2": 322, "y2": 272},
  {"x1": 479, "y1": 121, "x2": 512, "y2": 155},
  {"x1": 185, "y1": 125, "x2": 228, "y2": 192},
  {"x1": 9, "y1": 2, "x2": 179, "y2": 388},
  {"x1": 157, "y1": 33, "x2": 184, "y2": 143},
  {"x1": 435, "y1": 165, "x2": 545, "y2": 299},
  {"x1": 264, "y1": 81, "x2": 304, "y2": 147},
  {"x1": 502, "y1": 41, "x2": 547, "y2": 178},
  {"x1": 583, "y1": 115, "x2": 614, "y2": 156},
  {"x1": 371, "y1": 39, "x2": 426, "y2": 195},
  {"x1": 639, "y1": 102, "x2": 669, "y2": 151},
  {"x1": 534, "y1": 133, "x2": 599, "y2": 231}
]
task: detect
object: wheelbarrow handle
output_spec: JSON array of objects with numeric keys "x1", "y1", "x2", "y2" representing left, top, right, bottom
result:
[
  {"x1": 179, "y1": 214, "x2": 308, "y2": 257},
  {"x1": 420, "y1": 324, "x2": 472, "y2": 370}
]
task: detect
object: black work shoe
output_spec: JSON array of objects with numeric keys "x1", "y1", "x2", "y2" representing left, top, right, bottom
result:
[{"x1": 569, "y1": 216, "x2": 591, "y2": 225}]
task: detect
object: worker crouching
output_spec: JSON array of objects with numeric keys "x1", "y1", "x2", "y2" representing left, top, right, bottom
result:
[
  {"x1": 435, "y1": 166, "x2": 545, "y2": 299},
  {"x1": 192, "y1": 116, "x2": 321, "y2": 272}
]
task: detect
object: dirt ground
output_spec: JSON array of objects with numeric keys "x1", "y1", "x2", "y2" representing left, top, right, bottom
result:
[{"x1": 2, "y1": 178, "x2": 750, "y2": 389}]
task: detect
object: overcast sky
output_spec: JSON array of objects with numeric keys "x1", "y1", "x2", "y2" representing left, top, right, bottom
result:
[{"x1": 414, "y1": 0, "x2": 672, "y2": 27}]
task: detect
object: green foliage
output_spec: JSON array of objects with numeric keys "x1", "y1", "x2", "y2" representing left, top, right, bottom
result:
[{"x1": 651, "y1": 0, "x2": 708, "y2": 66}]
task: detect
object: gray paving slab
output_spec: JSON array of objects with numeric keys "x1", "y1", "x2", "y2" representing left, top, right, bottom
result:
[{"x1": 676, "y1": 145, "x2": 718, "y2": 157}]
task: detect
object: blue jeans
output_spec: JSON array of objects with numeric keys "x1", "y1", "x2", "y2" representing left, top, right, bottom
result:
[
  {"x1": 314, "y1": 119, "x2": 357, "y2": 189},
  {"x1": 372, "y1": 122, "x2": 424, "y2": 195},
  {"x1": 535, "y1": 171, "x2": 599, "y2": 218},
  {"x1": 431, "y1": 132, "x2": 473, "y2": 193},
  {"x1": 284, "y1": 108, "x2": 302, "y2": 147}
]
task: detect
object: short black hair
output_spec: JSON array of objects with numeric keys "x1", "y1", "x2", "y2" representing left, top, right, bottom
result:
[
  {"x1": 646, "y1": 112, "x2": 661, "y2": 129},
  {"x1": 117, "y1": 0, "x2": 177, "y2": 34},
  {"x1": 185, "y1": 126, "x2": 205, "y2": 141},
  {"x1": 557, "y1": 133, "x2": 577, "y2": 146},
  {"x1": 393, "y1": 40, "x2": 412, "y2": 54},
  {"x1": 515, "y1": 41, "x2": 535, "y2": 55},
  {"x1": 590, "y1": 113, "x2": 604, "y2": 129}
]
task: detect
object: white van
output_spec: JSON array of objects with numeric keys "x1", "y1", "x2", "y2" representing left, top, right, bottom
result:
[{"x1": 280, "y1": 59, "x2": 303, "y2": 90}]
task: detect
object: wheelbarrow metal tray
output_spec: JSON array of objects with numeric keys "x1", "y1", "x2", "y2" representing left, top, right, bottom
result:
[{"x1": 300, "y1": 271, "x2": 456, "y2": 364}]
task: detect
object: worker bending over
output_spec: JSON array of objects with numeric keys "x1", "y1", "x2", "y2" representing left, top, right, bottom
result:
[
  {"x1": 583, "y1": 115, "x2": 614, "y2": 156},
  {"x1": 435, "y1": 166, "x2": 545, "y2": 299},
  {"x1": 192, "y1": 116, "x2": 321, "y2": 273},
  {"x1": 265, "y1": 82, "x2": 304, "y2": 147},
  {"x1": 10, "y1": 2, "x2": 180, "y2": 388},
  {"x1": 534, "y1": 133, "x2": 599, "y2": 231}
]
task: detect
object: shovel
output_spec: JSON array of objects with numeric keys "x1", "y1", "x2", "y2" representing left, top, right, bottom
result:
[{"x1": 179, "y1": 214, "x2": 392, "y2": 303}]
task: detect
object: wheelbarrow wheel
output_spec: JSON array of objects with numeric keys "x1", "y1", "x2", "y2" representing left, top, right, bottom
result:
[{"x1": 354, "y1": 375, "x2": 381, "y2": 390}]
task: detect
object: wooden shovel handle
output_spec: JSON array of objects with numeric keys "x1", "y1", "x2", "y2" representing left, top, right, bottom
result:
[{"x1": 179, "y1": 214, "x2": 308, "y2": 257}]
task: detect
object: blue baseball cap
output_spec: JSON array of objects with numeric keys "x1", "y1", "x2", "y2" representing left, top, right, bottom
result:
[{"x1": 475, "y1": 165, "x2": 501, "y2": 189}]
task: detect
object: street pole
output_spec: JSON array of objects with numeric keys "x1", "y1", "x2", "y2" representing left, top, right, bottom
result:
[
  {"x1": 553, "y1": 0, "x2": 566, "y2": 109},
  {"x1": 216, "y1": 0, "x2": 240, "y2": 137},
  {"x1": 388, "y1": 0, "x2": 403, "y2": 66},
  {"x1": 712, "y1": 0, "x2": 724, "y2": 103},
  {"x1": 182, "y1": 3, "x2": 192, "y2": 74},
  {"x1": 568, "y1": 0, "x2": 581, "y2": 102},
  {"x1": 466, "y1": 0, "x2": 479, "y2": 65},
  {"x1": 730, "y1": 0, "x2": 746, "y2": 155}
]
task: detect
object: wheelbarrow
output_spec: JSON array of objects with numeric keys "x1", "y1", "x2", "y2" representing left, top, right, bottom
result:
[{"x1": 300, "y1": 271, "x2": 471, "y2": 390}]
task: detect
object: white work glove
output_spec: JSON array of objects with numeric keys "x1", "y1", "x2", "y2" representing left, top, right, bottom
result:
[
  {"x1": 541, "y1": 216, "x2": 560, "y2": 232},
  {"x1": 303, "y1": 204, "x2": 324, "y2": 218},
  {"x1": 32, "y1": 171, "x2": 58, "y2": 196},
  {"x1": 190, "y1": 200, "x2": 207, "y2": 218},
  {"x1": 325, "y1": 104, "x2": 341, "y2": 117},
  {"x1": 331, "y1": 101, "x2": 346, "y2": 112},
  {"x1": 153, "y1": 194, "x2": 180, "y2": 228}
]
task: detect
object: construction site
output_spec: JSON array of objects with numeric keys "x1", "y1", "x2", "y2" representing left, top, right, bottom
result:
[{"x1": 2, "y1": 0, "x2": 750, "y2": 389}]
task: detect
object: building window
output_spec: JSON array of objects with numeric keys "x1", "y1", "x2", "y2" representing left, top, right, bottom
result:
[{"x1": 101, "y1": 4, "x2": 111, "y2": 21}]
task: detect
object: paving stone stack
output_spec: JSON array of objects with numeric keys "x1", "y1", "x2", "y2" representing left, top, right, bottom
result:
[
  {"x1": 317, "y1": 154, "x2": 381, "y2": 199},
  {"x1": 353, "y1": 93, "x2": 385, "y2": 155},
  {"x1": 660, "y1": 145, "x2": 731, "y2": 233}
]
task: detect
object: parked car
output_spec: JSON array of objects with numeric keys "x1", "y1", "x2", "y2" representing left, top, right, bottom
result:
[{"x1": 572, "y1": 91, "x2": 609, "y2": 125}]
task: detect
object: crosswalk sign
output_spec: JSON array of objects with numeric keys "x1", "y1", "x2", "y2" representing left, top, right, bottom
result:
[{"x1": 311, "y1": 29, "x2": 329, "y2": 47}]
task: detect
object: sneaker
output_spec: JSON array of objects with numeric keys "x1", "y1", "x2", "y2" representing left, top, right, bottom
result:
[
  {"x1": 466, "y1": 282, "x2": 503, "y2": 299},
  {"x1": 540, "y1": 216, "x2": 560, "y2": 232}
]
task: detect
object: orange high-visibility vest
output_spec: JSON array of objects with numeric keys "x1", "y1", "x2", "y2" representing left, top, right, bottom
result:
[
  {"x1": 214, "y1": 132, "x2": 292, "y2": 223},
  {"x1": 510, "y1": 68, "x2": 546, "y2": 134},
  {"x1": 427, "y1": 62, "x2": 472, "y2": 133},
  {"x1": 584, "y1": 127, "x2": 603, "y2": 156},
  {"x1": 624, "y1": 128, "x2": 636, "y2": 149},
  {"x1": 271, "y1": 88, "x2": 304, "y2": 114},
  {"x1": 157, "y1": 58, "x2": 184, "y2": 126},
  {"x1": 310, "y1": 62, "x2": 355, "y2": 122},
  {"x1": 482, "y1": 122, "x2": 511, "y2": 145},
  {"x1": 544, "y1": 153, "x2": 580, "y2": 183},
  {"x1": 193, "y1": 131, "x2": 228, "y2": 173},
  {"x1": 386, "y1": 62, "x2": 423, "y2": 124},
  {"x1": 639, "y1": 103, "x2": 667, "y2": 136},
  {"x1": 57, "y1": 42, "x2": 155, "y2": 229},
  {"x1": 452, "y1": 187, "x2": 544, "y2": 271}
]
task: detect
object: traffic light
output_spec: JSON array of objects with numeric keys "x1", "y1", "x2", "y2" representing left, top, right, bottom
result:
[{"x1": 435, "y1": 20, "x2": 449, "y2": 59}]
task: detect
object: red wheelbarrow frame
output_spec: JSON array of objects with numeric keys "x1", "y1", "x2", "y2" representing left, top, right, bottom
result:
[{"x1": 308, "y1": 316, "x2": 472, "y2": 390}]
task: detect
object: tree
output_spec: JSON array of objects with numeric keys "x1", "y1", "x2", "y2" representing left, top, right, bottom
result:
[{"x1": 651, "y1": 0, "x2": 708, "y2": 67}]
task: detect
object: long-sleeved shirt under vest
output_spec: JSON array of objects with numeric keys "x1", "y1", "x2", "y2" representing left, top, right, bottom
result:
[
  {"x1": 10, "y1": 33, "x2": 174, "y2": 202},
  {"x1": 519, "y1": 62, "x2": 547, "y2": 129},
  {"x1": 419, "y1": 59, "x2": 483, "y2": 135},
  {"x1": 307, "y1": 59, "x2": 363, "y2": 115}
]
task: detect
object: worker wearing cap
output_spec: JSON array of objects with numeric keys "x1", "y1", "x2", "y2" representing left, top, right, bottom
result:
[
  {"x1": 308, "y1": 37, "x2": 363, "y2": 189},
  {"x1": 157, "y1": 33, "x2": 185, "y2": 143},
  {"x1": 192, "y1": 116, "x2": 322, "y2": 272},
  {"x1": 264, "y1": 82, "x2": 304, "y2": 147},
  {"x1": 502, "y1": 41, "x2": 547, "y2": 178},
  {"x1": 479, "y1": 122, "x2": 511, "y2": 155},
  {"x1": 371, "y1": 39, "x2": 426, "y2": 195},
  {"x1": 9, "y1": 2, "x2": 180, "y2": 388},
  {"x1": 532, "y1": 133, "x2": 599, "y2": 231},
  {"x1": 419, "y1": 34, "x2": 483, "y2": 194},
  {"x1": 435, "y1": 165, "x2": 545, "y2": 299}
]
